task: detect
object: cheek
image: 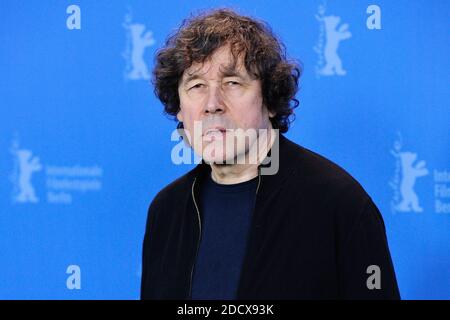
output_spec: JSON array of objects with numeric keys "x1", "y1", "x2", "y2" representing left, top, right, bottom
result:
[
  {"x1": 183, "y1": 107, "x2": 202, "y2": 125},
  {"x1": 178, "y1": 99, "x2": 196, "y2": 122},
  {"x1": 232, "y1": 96, "x2": 264, "y2": 128},
  {"x1": 178, "y1": 104, "x2": 203, "y2": 139}
]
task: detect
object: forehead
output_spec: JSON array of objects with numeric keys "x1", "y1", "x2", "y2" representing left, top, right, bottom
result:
[{"x1": 181, "y1": 46, "x2": 250, "y2": 82}]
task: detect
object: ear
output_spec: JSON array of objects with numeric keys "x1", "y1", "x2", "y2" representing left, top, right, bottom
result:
[
  {"x1": 176, "y1": 110, "x2": 183, "y2": 122},
  {"x1": 263, "y1": 104, "x2": 276, "y2": 118}
]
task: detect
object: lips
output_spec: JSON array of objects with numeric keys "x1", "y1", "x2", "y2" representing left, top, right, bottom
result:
[{"x1": 203, "y1": 126, "x2": 227, "y2": 136}]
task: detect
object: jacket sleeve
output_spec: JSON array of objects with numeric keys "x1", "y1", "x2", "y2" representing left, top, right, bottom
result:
[
  {"x1": 140, "y1": 195, "x2": 162, "y2": 300},
  {"x1": 337, "y1": 197, "x2": 401, "y2": 299}
]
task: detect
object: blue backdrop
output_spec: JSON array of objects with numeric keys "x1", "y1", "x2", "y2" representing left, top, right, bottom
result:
[{"x1": 1, "y1": 0, "x2": 449, "y2": 299}]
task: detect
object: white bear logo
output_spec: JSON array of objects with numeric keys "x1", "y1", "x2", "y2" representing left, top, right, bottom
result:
[
  {"x1": 123, "y1": 13, "x2": 155, "y2": 80},
  {"x1": 315, "y1": 5, "x2": 352, "y2": 77},
  {"x1": 396, "y1": 151, "x2": 429, "y2": 212},
  {"x1": 11, "y1": 148, "x2": 42, "y2": 203}
]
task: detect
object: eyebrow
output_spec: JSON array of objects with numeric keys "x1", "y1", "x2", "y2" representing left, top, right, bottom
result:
[{"x1": 181, "y1": 66, "x2": 249, "y2": 86}]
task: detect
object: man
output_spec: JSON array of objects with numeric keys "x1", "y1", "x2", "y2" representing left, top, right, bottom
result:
[{"x1": 141, "y1": 8, "x2": 400, "y2": 300}]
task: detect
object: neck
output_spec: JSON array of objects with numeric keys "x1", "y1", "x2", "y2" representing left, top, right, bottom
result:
[
  {"x1": 209, "y1": 128, "x2": 276, "y2": 185},
  {"x1": 210, "y1": 162, "x2": 259, "y2": 185}
]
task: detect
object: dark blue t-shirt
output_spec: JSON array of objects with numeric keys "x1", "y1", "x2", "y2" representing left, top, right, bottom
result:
[{"x1": 191, "y1": 171, "x2": 258, "y2": 300}]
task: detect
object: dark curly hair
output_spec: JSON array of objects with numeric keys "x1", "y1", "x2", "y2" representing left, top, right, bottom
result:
[{"x1": 152, "y1": 8, "x2": 302, "y2": 133}]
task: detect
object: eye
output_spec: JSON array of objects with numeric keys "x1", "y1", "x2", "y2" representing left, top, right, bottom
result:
[
  {"x1": 189, "y1": 83, "x2": 205, "y2": 90},
  {"x1": 226, "y1": 81, "x2": 240, "y2": 86}
]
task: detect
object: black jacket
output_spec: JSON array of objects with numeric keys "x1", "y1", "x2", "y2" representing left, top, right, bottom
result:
[{"x1": 141, "y1": 133, "x2": 400, "y2": 299}]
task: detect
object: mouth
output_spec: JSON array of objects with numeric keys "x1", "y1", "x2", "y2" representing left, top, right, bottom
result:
[
  {"x1": 202, "y1": 127, "x2": 229, "y2": 142},
  {"x1": 203, "y1": 126, "x2": 228, "y2": 136}
]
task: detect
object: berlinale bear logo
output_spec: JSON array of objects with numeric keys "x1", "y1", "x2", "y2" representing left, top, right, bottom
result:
[
  {"x1": 314, "y1": 5, "x2": 352, "y2": 77},
  {"x1": 10, "y1": 140, "x2": 42, "y2": 204},
  {"x1": 390, "y1": 134, "x2": 429, "y2": 213},
  {"x1": 396, "y1": 151, "x2": 429, "y2": 212},
  {"x1": 123, "y1": 11, "x2": 155, "y2": 80}
]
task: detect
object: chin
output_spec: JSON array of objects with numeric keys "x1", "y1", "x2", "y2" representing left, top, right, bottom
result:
[
  {"x1": 205, "y1": 149, "x2": 251, "y2": 165},
  {"x1": 202, "y1": 152, "x2": 229, "y2": 165}
]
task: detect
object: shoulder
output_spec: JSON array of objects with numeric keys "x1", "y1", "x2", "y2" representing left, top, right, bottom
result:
[
  {"x1": 290, "y1": 141, "x2": 382, "y2": 235},
  {"x1": 148, "y1": 167, "x2": 197, "y2": 210},
  {"x1": 284, "y1": 139, "x2": 373, "y2": 217},
  {"x1": 284, "y1": 141, "x2": 385, "y2": 246},
  {"x1": 144, "y1": 166, "x2": 198, "y2": 232},
  {"x1": 286, "y1": 140, "x2": 368, "y2": 198}
]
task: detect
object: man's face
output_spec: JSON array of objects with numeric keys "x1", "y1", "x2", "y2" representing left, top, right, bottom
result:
[{"x1": 177, "y1": 45, "x2": 274, "y2": 164}]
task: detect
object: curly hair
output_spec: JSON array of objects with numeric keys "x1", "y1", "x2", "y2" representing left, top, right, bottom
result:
[{"x1": 152, "y1": 8, "x2": 302, "y2": 133}]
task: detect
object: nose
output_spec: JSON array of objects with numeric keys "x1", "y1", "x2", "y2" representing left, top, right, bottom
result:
[{"x1": 204, "y1": 85, "x2": 225, "y2": 115}]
